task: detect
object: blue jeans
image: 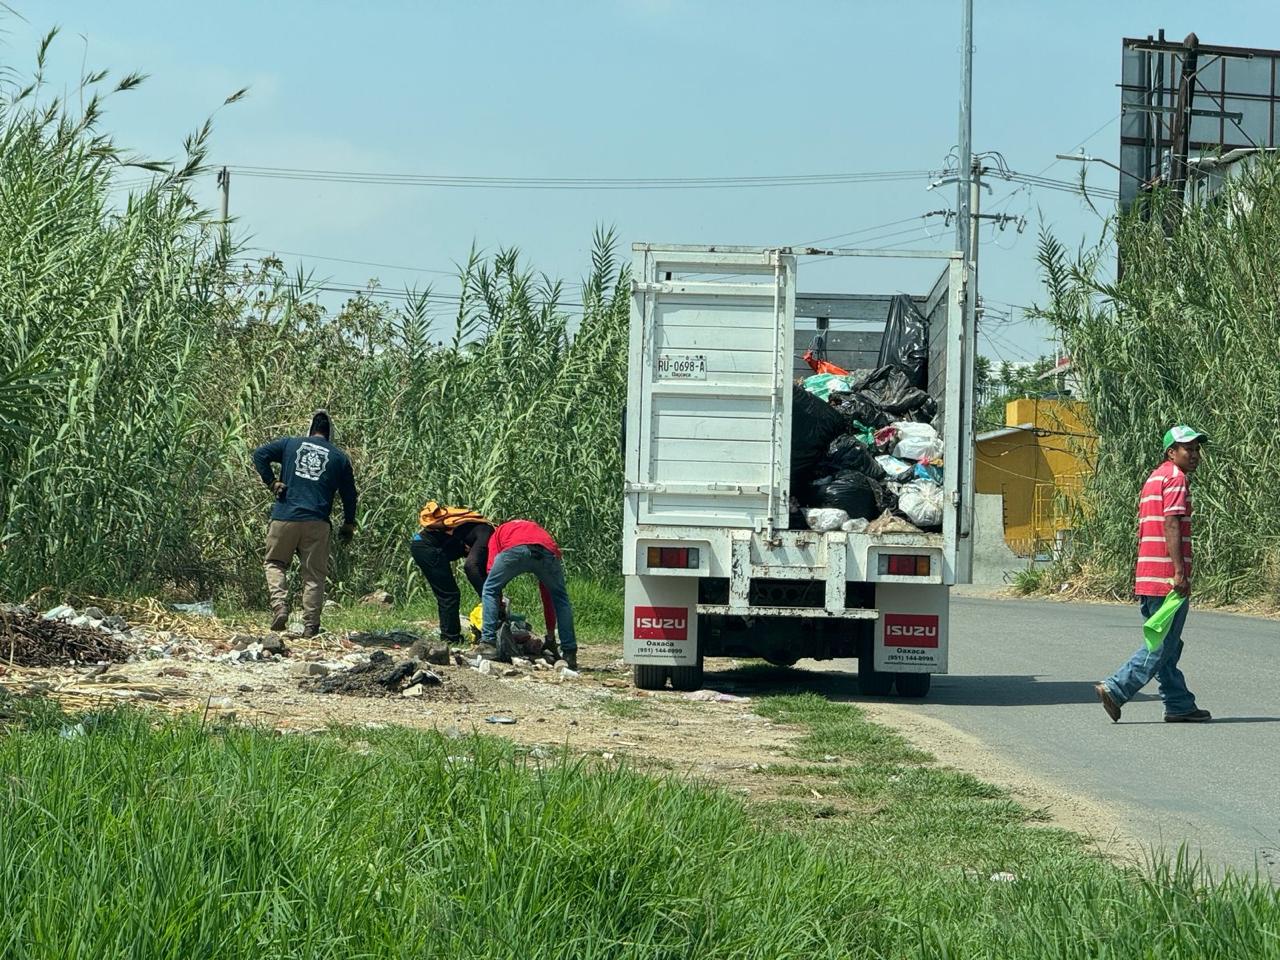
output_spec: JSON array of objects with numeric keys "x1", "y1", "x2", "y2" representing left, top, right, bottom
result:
[
  {"x1": 1103, "y1": 596, "x2": 1197, "y2": 716},
  {"x1": 481, "y1": 545, "x2": 576, "y2": 654}
]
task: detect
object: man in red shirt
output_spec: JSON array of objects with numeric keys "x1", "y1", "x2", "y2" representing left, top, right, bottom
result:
[
  {"x1": 479, "y1": 519, "x2": 577, "y2": 669},
  {"x1": 1095, "y1": 425, "x2": 1211, "y2": 724}
]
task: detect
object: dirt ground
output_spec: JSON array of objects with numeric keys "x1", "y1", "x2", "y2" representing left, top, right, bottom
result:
[{"x1": 0, "y1": 609, "x2": 1143, "y2": 860}]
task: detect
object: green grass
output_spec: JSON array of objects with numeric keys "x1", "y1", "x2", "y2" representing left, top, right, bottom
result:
[
  {"x1": 2, "y1": 695, "x2": 1279, "y2": 958},
  {"x1": 1010, "y1": 566, "x2": 1049, "y2": 596},
  {"x1": 597, "y1": 696, "x2": 648, "y2": 720}
]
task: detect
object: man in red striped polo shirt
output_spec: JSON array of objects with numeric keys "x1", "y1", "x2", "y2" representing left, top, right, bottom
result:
[{"x1": 1095, "y1": 425, "x2": 1211, "y2": 724}]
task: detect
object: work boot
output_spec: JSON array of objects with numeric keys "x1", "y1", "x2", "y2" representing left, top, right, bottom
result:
[
  {"x1": 1165, "y1": 708, "x2": 1212, "y2": 723},
  {"x1": 302, "y1": 624, "x2": 321, "y2": 639},
  {"x1": 1094, "y1": 682, "x2": 1121, "y2": 723},
  {"x1": 562, "y1": 650, "x2": 578, "y2": 671},
  {"x1": 476, "y1": 643, "x2": 502, "y2": 661},
  {"x1": 270, "y1": 607, "x2": 288, "y2": 632}
]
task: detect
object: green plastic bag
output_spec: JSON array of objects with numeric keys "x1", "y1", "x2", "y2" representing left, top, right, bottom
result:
[
  {"x1": 803, "y1": 373, "x2": 860, "y2": 401},
  {"x1": 1142, "y1": 591, "x2": 1187, "y2": 652}
]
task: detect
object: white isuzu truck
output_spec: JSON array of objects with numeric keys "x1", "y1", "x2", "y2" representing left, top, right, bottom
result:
[{"x1": 622, "y1": 243, "x2": 976, "y2": 697}]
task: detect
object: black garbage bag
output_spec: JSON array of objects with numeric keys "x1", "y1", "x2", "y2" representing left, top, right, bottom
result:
[
  {"x1": 823, "y1": 435, "x2": 886, "y2": 482},
  {"x1": 878, "y1": 293, "x2": 929, "y2": 387},
  {"x1": 807, "y1": 470, "x2": 884, "y2": 521},
  {"x1": 849, "y1": 365, "x2": 938, "y2": 421},
  {"x1": 830, "y1": 391, "x2": 894, "y2": 429},
  {"x1": 791, "y1": 383, "x2": 847, "y2": 484}
]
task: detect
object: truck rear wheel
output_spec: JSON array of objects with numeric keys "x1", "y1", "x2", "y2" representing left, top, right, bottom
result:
[
  {"x1": 894, "y1": 672, "x2": 932, "y2": 698},
  {"x1": 857, "y1": 659, "x2": 894, "y2": 696},
  {"x1": 669, "y1": 657, "x2": 704, "y2": 692},
  {"x1": 633, "y1": 665, "x2": 669, "y2": 690}
]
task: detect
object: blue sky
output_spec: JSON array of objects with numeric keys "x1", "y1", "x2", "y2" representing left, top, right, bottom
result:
[{"x1": 5, "y1": 1, "x2": 1277, "y2": 363}]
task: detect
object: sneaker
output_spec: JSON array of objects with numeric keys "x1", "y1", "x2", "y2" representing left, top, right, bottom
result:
[
  {"x1": 562, "y1": 650, "x2": 578, "y2": 671},
  {"x1": 270, "y1": 608, "x2": 288, "y2": 632},
  {"x1": 302, "y1": 624, "x2": 321, "y2": 639},
  {"x1": 1165, "y1": 708, "x2": 1212, "y2": 723},
  {"x1": 1095, "y1": 682, "x2": 1121, "y2": 723}
]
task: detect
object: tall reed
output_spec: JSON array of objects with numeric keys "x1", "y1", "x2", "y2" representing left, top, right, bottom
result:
[
  {"x1": 0, "y1": 36, "x2": 629, "y2": 605},
  {"x1": 1035, "y1": 156, "x2": 1280, "y2": 603}
]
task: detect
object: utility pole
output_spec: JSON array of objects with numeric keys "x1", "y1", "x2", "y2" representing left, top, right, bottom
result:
[
  {"x1": 956, "y1": 0, "x2": 973, "y2": 262},
  {"x1": 1165, "y1": 32, "x2": 1199, "y2": 232},
  {"x1": 217, "y1": 166, "x2": 230, "y2": 235}
]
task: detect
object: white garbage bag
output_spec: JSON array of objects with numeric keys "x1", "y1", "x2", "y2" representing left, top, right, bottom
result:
[
  {"x1": 892, "y1": 422, "x2": 943, "y2": 461},
  {"x1": 897, "y1": 479, "x2": 944, "y2": 529},
  {"x1": 803, "y1": 508, "x2": 849, "y2": 532},
  {"x1": 841, "y1": 517, "x2": 870, "y2": 534}
]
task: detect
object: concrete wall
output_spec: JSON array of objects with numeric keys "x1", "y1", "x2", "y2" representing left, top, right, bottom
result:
[{"x1": 969, "y1": 493, "x2": 1025, "y2": 585}]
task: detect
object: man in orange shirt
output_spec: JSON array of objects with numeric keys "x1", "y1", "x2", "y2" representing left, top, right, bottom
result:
[{"x1": 1095, "y1": 425, "x2": 1211, "y2": 724}]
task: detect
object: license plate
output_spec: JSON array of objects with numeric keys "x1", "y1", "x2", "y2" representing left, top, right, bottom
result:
[{"x1": 656, "y1": 354, "x2": 707, "y2": 380}]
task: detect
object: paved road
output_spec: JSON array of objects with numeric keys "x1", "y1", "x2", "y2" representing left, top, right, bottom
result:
[{"x1": 798, "y1": 596, "x2": 1280, "y2": 878}]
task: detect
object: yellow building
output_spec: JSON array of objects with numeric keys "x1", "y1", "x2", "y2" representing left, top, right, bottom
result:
[{"x1": 975, "y1": 398, "x2": 1096, "y2": 557}]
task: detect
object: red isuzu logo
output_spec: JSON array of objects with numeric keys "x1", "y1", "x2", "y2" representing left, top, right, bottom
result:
[
  {"x1": 882, "y1": 613, "x2": 940, "y2": 648},
  {"x1": 634, "y1": 606, "x2": 689, "y2": 640}
]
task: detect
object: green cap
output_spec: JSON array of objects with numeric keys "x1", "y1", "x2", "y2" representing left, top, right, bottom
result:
[{"x1": 1163, "y1": 425, "x2": 1208, "y2": 449}]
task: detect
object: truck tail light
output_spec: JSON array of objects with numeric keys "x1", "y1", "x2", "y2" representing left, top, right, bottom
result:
[
  {"x1": 647, "y1": 546, "x2": 700, "y2": 569},
  {"x1": 880, "y1": 554, "x2": 931, "y2": 576}
]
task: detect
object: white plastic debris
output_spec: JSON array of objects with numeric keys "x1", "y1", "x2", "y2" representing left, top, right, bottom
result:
[
  {"x1": 803, "y1": 507, "x2": 850, "y2": 532},
  {"x1": 989, "y1": 872, "x2": 1018, "y2": 883},
  {"x1": 841, "y1": 517, "x2": 870, "y2": 534},
  {"x1": 559, "y1": 667, "x2": 580, "y2": 679},
  {"x1": 875, "y1": 454, "x2": 914, "y2": 481},
  {"x1": 43, "y1": 605, "x2": 77, "y2": 622},
  {"x1": 897, "y1": 479, "x2": 944, "y2": 528},
  {"x1": 892, "y1": 422, "x2": 943, "y2": 461},
  {"x1": 683, "y1": 690, "x2": 751, "y2": 703}
]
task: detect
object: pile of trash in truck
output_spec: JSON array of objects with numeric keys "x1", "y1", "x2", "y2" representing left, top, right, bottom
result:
[{"x1": 790, "y1": 294, "x2": 945, "y2": 535}]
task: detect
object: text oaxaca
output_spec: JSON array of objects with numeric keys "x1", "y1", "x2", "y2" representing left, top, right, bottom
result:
[{"x1": 634, "y1": 606, "x2": 689, "y2": 641}]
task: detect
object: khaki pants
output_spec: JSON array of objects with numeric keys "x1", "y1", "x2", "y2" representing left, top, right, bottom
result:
[{"x1": 263, "y1": 520, "x2": 330, "y2": 627}]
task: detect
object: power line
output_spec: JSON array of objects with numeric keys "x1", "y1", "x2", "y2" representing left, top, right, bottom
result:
[{"x1": 225, "y1": 164, "x2": 939, "y2": 191}]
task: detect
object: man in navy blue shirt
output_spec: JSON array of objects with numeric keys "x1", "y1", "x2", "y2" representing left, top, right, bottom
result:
[{"x1": 251, "y1": 410, "x2": 358, "y2": 637}]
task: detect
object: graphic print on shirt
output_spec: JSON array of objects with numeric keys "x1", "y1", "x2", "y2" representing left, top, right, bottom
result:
[{"x1": 294, "y1": 442, "x2": 330, "y2": 482}]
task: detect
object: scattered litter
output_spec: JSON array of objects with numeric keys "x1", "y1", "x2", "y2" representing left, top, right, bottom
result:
[
  {"x1": 559, "y1": 667, "x2": 580, "y2": 679},
  {"x1": 402, "y1": 684, "x2": 426, "y2": 698},
  {"x1": 307, "y1": 650, "x2": 470, "y2": 702},
  {"x1": 990, "y1": 872, "x2": 1018, "y2": 883},
  {"x1": 171, "y1": 601, "x2": 214, "y2": 617},
  {"x1": 822, "y1": 755, "x2": 839, "y2": 763},
  {"x1": 59, "y1": 723, "x2": 86, "y2": 740},
  {"x1": 484, "y1": 715, "x2": 516, "y2": 725},
  {"x1": 291, "y1": 662, "x2": 329, "y2": 678},
  {"x1": 601, "y1": 752, "x2": 614, "y2": 760},
  {"x1": 810, "y1": 789, "x2": 824, "y2": 799},
  {"x1": 42, "y1": 605, "x2": 77, "y2": 622},
  {"x1": 682, "y1": 690, "x2": 751, "y2": 703}
]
